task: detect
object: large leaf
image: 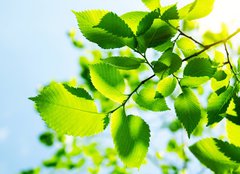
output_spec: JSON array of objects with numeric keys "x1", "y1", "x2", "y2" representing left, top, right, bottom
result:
[
  {"x1": 89, "y1": 63, "x2": 127, "y2": 103},
  {"x1": 30, "y1": 82, "x2": 105, "y2": 137},
  {"x1": 134, "y1": 86, "x2": 169, "y2": 112},
  {"x1": 174, "y1": 88, "x2": 201, "y2": 137},
  {"x1": 153, "y1": 49, "x2": 182, "y2": 79},
  {"x1": 179, "y1": 0, "x2": 215, "y2": 20},
  {"x1": 95, "y1": 12, "x2": 134, "y2": 38},
  {"x1": 156, "y1": 76, "x2": 177, "y2": 97},
  {"x1": 111, "y1": 108, "x2": 150, "y2": 167},
  {"x1": 141, "y1": 0, "x2": 160, "y2": 10},
  {"x1": 184, "y1": 58, "x2": 216, "y2": 77},
  {"x1": 180, "y1": 76, "x2": 209, "y2": 88},
  {"x1": 73, "y1": 10, "x2": 133, "y2": 49},
  {"x1": 102, "y1": 56, "x2": 144, "y2": 70},
  {"x1": 190, "y1": 138, "x2": 240, "y2": 173},
  {"x1": 207, "y1": 86, "x2": 234, "y2": 126}
]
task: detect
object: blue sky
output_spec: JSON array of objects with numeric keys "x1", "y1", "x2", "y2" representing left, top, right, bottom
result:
[{"x1": 0, "y1": 0, "x2": 146, "y2": 173}]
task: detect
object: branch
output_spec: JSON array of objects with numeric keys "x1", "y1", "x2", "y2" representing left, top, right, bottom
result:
[
  {"x1": 108, "y1": 74, "x2": 155, "y2": 114},
  {"x1": 183, "y1": 28, "x2": 240, "y2": 62},
  {"x1": 224, "y1": 43, "x2": 240, "y2": 82}
]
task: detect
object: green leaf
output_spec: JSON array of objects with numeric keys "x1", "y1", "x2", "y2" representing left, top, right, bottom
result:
[
  {"x1": 180, "y1": 76, "x2": 209, "y2": 88},
  {"x1": 179, "y1": 0, "x2": 215, "y2": 20},
  {"x1": 207, "y1": 86, "x2": 234, "y2": 126},
  {"x1": 161, "y1": 4, "x2": 179, "y2": 20},
  {"x1": 176, "y1": 37, "x2": 197, "y2": 57},
  {"x1": 102, "y1": 56, "x2": 144, "y2": 70},
  {"x1": 213, "y1": 70, "x2": 227, "y2": 81},
  {"x1": 136, "y1": 10, "x2": 160, "y2": 36},
  {"x1": 73, "y1": 10, "x2": 134, "y2": 49},
  {"x1": 111, "y1": 108, "x2": 150, "y2": 167},
  {"x1": 134, "y1": 86, "x2": 169, "y2": 112},
  {"x1": 137, "y1": 20, "x2": 176, "y2": 52},
  {"x1": 95, "y1": 12, "x2": 134, "y2": 38},
  {"x1": 141, "y1": 0, "x2": 160, "y2": 10},
  {"x1": 190, "y1": 138, "x2": 240, "y2": 173},
  {"x1": 89, "y1": 63, "x2": 127, "y2": 103},
  {"x1": 174, "y1": 88, "x2": 201, "y2": 137},
  {"x1": 153, "y1": 49, "x2": 182, "y2": 79},
  {"x1": 184, "y1": 58, "x2": 216, "y2": 77},
  {"x1": 226, "y1": 120, "x2": 240, "y2": 147},
  {"x1": 63, "y1": 84, "x2": 93, "y2": 100},
  {"x1": 215, "y1": 139, "x2": 240, "y2": 163},
  {"x1": 156, "y1": 77, "x2": 177, "y2": 97},
  {"x1": 30, "y1": 82, "x2": 105, "y2": 137},
  {"x1": 121, "y1": 12, "x2": 147, "y2": 34}
]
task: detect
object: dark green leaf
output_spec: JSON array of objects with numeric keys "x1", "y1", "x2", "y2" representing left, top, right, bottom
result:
[{"x1": 161, "y1": 4, "x2": 179, "y2": 20}]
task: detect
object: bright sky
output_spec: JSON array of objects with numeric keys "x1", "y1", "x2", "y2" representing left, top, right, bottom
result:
[{"x1": 0, "y1": 0, "x2": 239, "y2": 173}]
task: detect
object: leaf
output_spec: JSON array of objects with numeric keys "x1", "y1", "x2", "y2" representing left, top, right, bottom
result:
[
  {"x1": 215, "y1": 139, "x2": 240, "y2": 163},
  {"x1": 180, "y1": 76, "x2": 209, "y2": 88},
  {"x1": 176, "y1": 37, "x2": 197, "y2": 57},
  {"x1": 111, "y1": 108, "x2": 150, "y2": 167},
  {"x1": 156, "y1": 77, "x2": 177, "y2": 97},
  {"x1": 30, "y1": 82, "x2": 105, "y2": 137},
  {"x1": 137, "y1": 19, "x2": 176, "y2": 52},
  {"x1": 226, "y1": 120, "x2": 240, "y2": 147},
  {"x1": 190, "y1": 138, "x2": 239, "y2": 173},
  {"x1": 207, "y1": 86, "x2": 234, "y2": 126},
  {"x1": 136, "y1": 10, "x2": 160, "y2": 36},
  {"x1": 179, "y1": 0, "x2": 215, "y2": 20},
  {"x1": 161, "y1": 4, "x2": 179, "y2": 20},
  {"x1": 73, "y1": 10, "x2": 134, "y2": 49},
  {"x1": 63, "y1": 84, "x2": 93, "y2": 100},
  {"x1": 89, "y1": 63, "x2": 127, "y2": 103},
  {"x1": 134, "y1": 86, "x2": 169, "y2": 112},
  {"x1": 174, "y1": 88, "x2": 201, "y2": 137},
  {"x1": 102, "y1": 56, "x2": 144, "y2": 70},
  {"x1": 213, "y1": 70, "x2": 227, "y2": 81},
  {"x1": 121, "y1": 11, "x2": 147, "y2": 34},
  {"x1": 153, "y1": 49, "x2": 182, "y2": 79},
  {"x1": 95, "y1": 12, "x2": 134, "y2": 38},
  {"x1": 141, "y1": 0, "x2": 160, "y2": 10},
  {"x1": 184, "y1": 58, "x2": 216, "y2": 78}
]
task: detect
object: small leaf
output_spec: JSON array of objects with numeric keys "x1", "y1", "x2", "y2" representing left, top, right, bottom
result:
[
  {"x1": 89, "y1": 63, "x2": 127, "y2": 103},
  {"x1": 190, "y1": 138, "x2": 239, "y2": 173},
  {"x1": 179, "y1": 0, "x2": 215, "y2": 20},
  {"x1": 213, "y1": 70, "x2": 227, "y2": 81},
  {"x1": 102, "y1": 56, "x2": 144, "y2": 70},
  {"x1": 207, "y1": 86, "x2": 234, "y2": 126},
  {"x1": 111, "y1": 108, "x2": 150, "y2": 167},
  {"x1": 161, "y1": 4, "x2": 179, "y2": 20},
  {"x1": 136, "y1": 9, "x2": 160, "y2": 36},
  {"x1": 157, "y1": 77, "x2": 177, "y2": 97},
  {"x1": 134, "y1": 86, "x2": 169, "y2": 112},
  {"x1": 141, "y1": 0, "x2": 161, "y2": 10},
  {"x1": 95, "y1": 12, "x2": 134, "y2": 38},
  {"x1": 174, "y1": 88, "x2": 201, "y2": 137},
  {"x1": 184, "y1": 58, "x2": 216, "y2": 78},
  {"x1": 180, "y1": 76, "x2": 209, "y2": 88},
  {"x1": 63, "y1": 84, "x2": 93, "y2": 100},
  {"x1": 30, "y1": 82, "x2": 105, "y2": 137},
  {"x1": 176, "y1": 37, "x2": 197, "y2": 57},
  {"x1": 154, "y1": 49, "x2": 182, "y2": 79}
]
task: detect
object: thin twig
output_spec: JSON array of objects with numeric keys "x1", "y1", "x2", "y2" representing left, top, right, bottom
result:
[{"x1": 182, "y1": 28, "x2": 240, "y2": 62}]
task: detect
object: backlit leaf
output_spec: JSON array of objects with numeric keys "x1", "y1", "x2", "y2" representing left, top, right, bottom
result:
[
  {"x1": 134, "y1": 86, "x2": 169, "y2": 111},
  {"x1": 89, "y1": 63, "x2": 127, "y2": 103},
  {"x1": 157, "y1": 77, "x2": 177, "y2": 97},
  {"x1": 226, "y1": 120, "x2": 240, "y2": 147},
  {"x1": 141, "y1": 0, "x2": 160, "y2": 10},
  {"x1": 111, "y1": 108, "x2": 150, "y2": 167},
  {"x1": 174, "y1": 88, "x2": 201, "y2": 137},
  {"x1": 102, "y1": 56, "x2": 144, "y2": 70},
  {"x1": 30, "y1": 82, "x2": 105, "y2": 137}
]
